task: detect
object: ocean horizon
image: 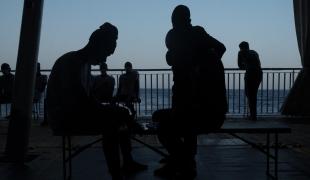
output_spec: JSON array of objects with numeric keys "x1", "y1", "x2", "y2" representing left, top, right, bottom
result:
[{"x1": 0, "y1": 89, "x2": 288, "y2": 120}]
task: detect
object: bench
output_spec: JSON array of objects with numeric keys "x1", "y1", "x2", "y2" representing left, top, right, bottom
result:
[
  {"x1": 57, "y1": 118, "x2": 291, "y2": 180},
  {"x1": 133, "y1": 118, "x2": 291, "y2": 180}
]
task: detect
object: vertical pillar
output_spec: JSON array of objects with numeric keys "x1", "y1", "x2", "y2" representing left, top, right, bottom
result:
[{"x1": 5, "y1": 0, "x2": 44, "y2": 161}]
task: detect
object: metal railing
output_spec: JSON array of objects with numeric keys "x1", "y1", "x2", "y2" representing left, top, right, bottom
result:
[{"x1": 0, "y1": 68, "x2": 301, "y2": 119}]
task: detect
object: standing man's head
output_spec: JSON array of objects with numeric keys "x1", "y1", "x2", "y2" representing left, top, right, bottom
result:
[
  {"x1": 171, "y1": 5, "x2": 191, "y2": 28},
  {"x1": 124, "y1": 61, "x2": 133, "y2": 74},
  {"x1": 100, "y1": 62, "x2": 108, "y2": 76},
  {"x1": 239, "y1": 41, "x2": 250, "y2": 51},
  {"x1": 1, "y1": 63, "x2": 11, "y2": 75},
  {"x1": 85, "y1": 22, "x2": 118, "y2": 65}
]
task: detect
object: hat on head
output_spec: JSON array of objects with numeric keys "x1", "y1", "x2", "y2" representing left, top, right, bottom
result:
[{"x1": 89, "y1": 22, "x2": 118, "y2": 44}]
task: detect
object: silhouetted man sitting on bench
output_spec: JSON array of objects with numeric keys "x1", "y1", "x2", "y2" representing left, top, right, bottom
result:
[{"x1": 46, "y1": 23, "x2": 146, "y2": 180}]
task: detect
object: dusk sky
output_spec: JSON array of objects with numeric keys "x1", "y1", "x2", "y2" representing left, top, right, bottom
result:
[{"x1": 0, "y1": 0, "x2": 301, "y2": 70}]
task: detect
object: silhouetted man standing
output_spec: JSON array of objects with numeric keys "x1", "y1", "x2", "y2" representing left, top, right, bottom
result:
[
  {"x1": 46, "y1": 23, "x2": 144, "y2": 180},
  {"x1": 93, "y1": 62, "x2": 115, "y2": 103},
  {"x1": 238, "y1": 41, "x2": 262, "y2": 120},
  {"x1": 0, "y1": 63, "x2": 15, "y2": 104},
  {"x1": 153, "y1": 5, "x2": 227, "y2": 179},
  {"x1": 116, "y1": 61, "x2": 140, "y2": 116}
]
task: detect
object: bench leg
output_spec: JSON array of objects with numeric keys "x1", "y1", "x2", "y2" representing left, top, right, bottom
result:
[
  {"x1": 68, "y1": 136, "x2": 72, "y2": 180},
  {"x1": 266, "y1": 133, "x2": 270, "y2": 175},
  {"x1": 275, "y1": 133, "x2": 278, "y2": 180},
  {"x1": 62, "y1": 136, "x2": 67, "y2": 180},
  {"x1": 266, "y1": 133, "x2": 279, "y2": 180},
  {"x1": 62, "y1": 136, "x2": 72, "y2": 180}
]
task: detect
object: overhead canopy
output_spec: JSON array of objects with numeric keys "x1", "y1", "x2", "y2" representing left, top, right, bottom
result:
[{"x1": 281, "y1": 0, "x2": 310, "y2": 116}]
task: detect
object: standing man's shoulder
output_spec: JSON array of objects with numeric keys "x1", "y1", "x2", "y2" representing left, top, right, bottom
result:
[
  {"x1": 192, "y1": 25, "x2": 207, "y2": 33},
  {"x1": 249, "y1": 50, "x2": 259, "y2": 55}
]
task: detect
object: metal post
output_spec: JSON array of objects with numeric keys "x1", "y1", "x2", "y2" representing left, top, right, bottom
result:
[
  {"x1": 5, "y1": 0, "x2": 44, "y2": 161},
  {"x1": 275, "y1": 133, "x2": 279, "y2": 179},
  {"x1": 266, "y1": 133, "x2": 270, "y2": 175}
]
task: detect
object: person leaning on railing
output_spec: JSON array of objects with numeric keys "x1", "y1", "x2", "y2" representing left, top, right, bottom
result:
[{"x1": 238, "y1": 41, "x2": 262, "y2": 120}]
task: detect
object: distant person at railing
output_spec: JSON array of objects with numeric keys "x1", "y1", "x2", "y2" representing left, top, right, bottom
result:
[
  {"x1": 153, "y1": 5, "x2": 227, "y2": 179},
  {"x1": 116, "y1": 61, "x2": 140, "y2": 116},
  {"x1": 34, "y1": 62, "x2": 47, "y2": 103},
  {"x1": 93, "y1": 62, "x2": 115, "y2": 103},
  {"x1": 0, "y1": 63, "x2": 14, "y2": 104},
  {"x1": 238, "y1": 41, "x2": 262, "y2": 120},
  {"x1": 46, "y1": 23, "x2": 146, "y2": 180},
  {"x1": 93, "y1": 61, "x2": 147, "y2": 175}
]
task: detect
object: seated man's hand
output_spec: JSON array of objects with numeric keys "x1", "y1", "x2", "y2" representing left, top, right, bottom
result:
[{"x1": 130, "y1": 121, "x2": 145, "y2": 136}]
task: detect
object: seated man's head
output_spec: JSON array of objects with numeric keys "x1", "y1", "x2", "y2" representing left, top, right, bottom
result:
[
  {"x1": 1, "y1": 63, "x2": 11, "y2": 75},
  {"x1": 87, "y1": 22, "x2": 118, "y2": 65},
  {"x1": 124, "y1": 61, "x2": 132, "y2": 74},
  {"x1": 100, "y1": 62, "x2": 108, "y2": 75},
  {"x1": 239, "y1": 41, "x2": 249, "y2": 51}
]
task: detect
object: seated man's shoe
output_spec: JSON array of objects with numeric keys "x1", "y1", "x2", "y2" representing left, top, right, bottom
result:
[
  {"x1": 175, "y1": 161, "x2": 197, "y2": 180},
  {"x1": 122, "y1": 160, "x2": 147, "y2": 175},
  {"x1": 154, "y1": 163, "x2": 176, "y2": 178},
  {"x1": 175, "y1": 168, "x2": 197, "y2": 180}
]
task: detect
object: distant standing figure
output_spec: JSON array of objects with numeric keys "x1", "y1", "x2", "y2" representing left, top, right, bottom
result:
[
  {"x1": 92, "y1": 61, "x2": 147, "y2": 174},
  {"x1": 238, "y1": 41, "x2": 262, "y2": 120},
  {"x1": 0, "y1": 63, "x2": 15, "y2": 104},
  {"x1": 34, "y1": 62, "x2": 47, "y2": 103},
  {"x1": 93, "y1": 62, "x2": 115, "y2": 103},
  {"x1": 116, "y1": 61, "x2": 140, "y2": 115}
]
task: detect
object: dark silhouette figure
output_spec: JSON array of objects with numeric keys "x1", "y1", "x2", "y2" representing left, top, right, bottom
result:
[
  {"x1": 33, "y1": 62, "x2": 47, "y2": 122},
  {"x1": 153, "y1": 5, "x2": 227, "y2": 179},
  {"x1": 238, "y1": 41, "x2": 262, "y2": 120},
  {"x1": 0, "y1": 63, "x2": 15, "y2": 104},
  {"x1": 116, "y1": 61, "x2": 140, "y2": 116},
  {"x1": 46, "y1": 23, "x2": 145, "y2": 180},
  {"x1": 93, "y1": 62, "x2": 115, "y2": 103},
  {"x1": 34, "y1": 62, "x2": 47, "y2": 103},
  {"x1": 93, "y1": 62, "x2": 147, "y2": 174}
]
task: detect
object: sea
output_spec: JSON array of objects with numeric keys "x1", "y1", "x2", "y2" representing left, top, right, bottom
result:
[{"x1": 0, "y1": 89, "x2": 289, "y2": 120}]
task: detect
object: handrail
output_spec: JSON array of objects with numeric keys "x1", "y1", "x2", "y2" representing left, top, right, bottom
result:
[{"x1": 0, "y1": 68, "x2": 302, "y2": 119}]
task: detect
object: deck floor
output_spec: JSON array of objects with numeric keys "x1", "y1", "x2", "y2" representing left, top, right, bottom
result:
[
  {"x1": 1, "y1": 144, "x2": 310, "y2": 180},
  {"x1": 1, "y1": 116, "x2": 310, "y2": 180}
]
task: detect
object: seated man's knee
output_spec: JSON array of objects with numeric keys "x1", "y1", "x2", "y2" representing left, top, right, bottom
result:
[{"x1": 152, "y1": 108, "x2": 172, "y2": 123}]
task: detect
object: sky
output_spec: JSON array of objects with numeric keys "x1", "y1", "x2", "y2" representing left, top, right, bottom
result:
[{"x1": 0, "y1": 0, "x2": 301, "y2": 70}]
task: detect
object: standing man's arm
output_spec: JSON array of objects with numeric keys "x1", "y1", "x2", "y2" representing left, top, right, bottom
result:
[
  {"x1": 116, "y1": 75, "x2": 122, "y2": 98},
  {"x1": 134, "y1": 72, "x2": 140, "y2": 101},
  {"x1": 238, "y1": 51, "x2": 246, "y2": 70},
  {"x1": 195, "y1": 26, "x2": 226, "y2": 59},
  {"x1": 110, "y1": 77, "x2": 115, "y2": 100},
  {"x1": 205, "y1": 31, "x2": 226, "y2": 59}
]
